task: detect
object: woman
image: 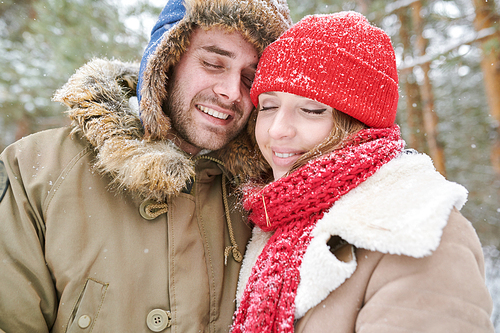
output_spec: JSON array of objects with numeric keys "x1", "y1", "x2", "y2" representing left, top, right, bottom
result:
[{"x1": 232, "y1": 12, "x2": 494, "y2": 333}]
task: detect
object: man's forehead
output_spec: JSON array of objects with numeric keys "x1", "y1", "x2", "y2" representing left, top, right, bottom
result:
[{"x1": 190, "y1": 26, "x2": 257, "y2": 59}]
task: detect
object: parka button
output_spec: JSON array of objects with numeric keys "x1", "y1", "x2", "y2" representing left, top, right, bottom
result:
[
  {"x1": 78, "y1": 315, "x2": 92, "y2": 329},
  {"x1": 146, "y1": 309, "x2": 172, "y2": 332}
]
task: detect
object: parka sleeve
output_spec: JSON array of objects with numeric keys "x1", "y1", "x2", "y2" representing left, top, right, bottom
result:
[
  {"x1": 0, "y1": 148, "x2": 57, "y2": 332},
  {"x1": 356, "y1": 209, "x2": 494, "y2": 332}
]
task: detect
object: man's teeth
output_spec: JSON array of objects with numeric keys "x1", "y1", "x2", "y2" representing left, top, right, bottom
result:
[
  {"x1": 275, "y1": 152, "x2": 296, "y2": 158},
  {"x1": 199, "y1": 105, "x2": 229, "y2": 120}
]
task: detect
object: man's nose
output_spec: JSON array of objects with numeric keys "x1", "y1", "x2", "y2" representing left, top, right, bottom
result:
[{"x1": 213, "y1": 72, "x2": 243, "y2": 103}]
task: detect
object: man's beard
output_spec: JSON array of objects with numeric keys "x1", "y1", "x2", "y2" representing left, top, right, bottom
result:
[{"x1": 165, "y1": 82, "x2": 245, "y2": 151}]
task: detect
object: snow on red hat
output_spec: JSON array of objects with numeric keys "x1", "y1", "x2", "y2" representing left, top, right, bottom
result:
[{"x1": 250, "y1": 11, "x2": 399, "y2": 128}]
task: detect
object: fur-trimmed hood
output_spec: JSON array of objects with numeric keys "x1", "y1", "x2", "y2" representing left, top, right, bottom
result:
[
  {"x1": 236, "y1": 151, "x2": 468, "y2": 318},
  {"x1": 53, "y1": 0, "x2": 292, "y2": 201},
  {"x1": 138, "y1": 0, "x2": 292, "y2": 143},
  {"x1": 53, "y1": 58, "x2": 196, "y2": 202}
]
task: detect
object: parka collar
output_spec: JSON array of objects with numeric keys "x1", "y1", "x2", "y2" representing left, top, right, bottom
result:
[
  {"x1": 53, "y1": 58, "x2": 195, "y2": 202},
  {"x1": 53, "y1": 58, "x2": 269, "y2": 201}
]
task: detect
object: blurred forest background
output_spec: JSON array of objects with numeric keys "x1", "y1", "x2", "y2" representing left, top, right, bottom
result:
[{"x1": 1, "y1": 0, "x2": 500, "y2": 327}]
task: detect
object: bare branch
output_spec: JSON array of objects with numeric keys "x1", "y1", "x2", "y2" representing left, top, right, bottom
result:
[{"x1": 398, "y1": 27, "x2": 496, "y2": 71}]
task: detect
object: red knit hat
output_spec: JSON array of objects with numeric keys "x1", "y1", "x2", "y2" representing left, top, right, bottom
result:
[{"x1": 250, "y1": 11, "x2": 399, "y2": 128}]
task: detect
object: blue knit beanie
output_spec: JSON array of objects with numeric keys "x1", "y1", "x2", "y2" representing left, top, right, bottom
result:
[{"x1": 137, "y1": 0, "x2": 185, "y2": 105}]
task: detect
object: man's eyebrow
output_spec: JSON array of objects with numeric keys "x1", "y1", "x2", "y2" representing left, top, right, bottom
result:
[{"x1": 201, "y1": 45, "x2": 235, "y2": 59}]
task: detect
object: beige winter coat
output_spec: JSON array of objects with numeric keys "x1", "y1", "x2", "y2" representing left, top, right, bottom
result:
[
  {"x1": 236, "y1": 152, "x2": 495, "y2": 332},
  {"x1": 294, "y1": 209, "x2": 494, "y2": 332}
]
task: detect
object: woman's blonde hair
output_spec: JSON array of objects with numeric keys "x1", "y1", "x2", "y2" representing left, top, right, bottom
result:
[{"x1": 286, "y1": 108, "x2": 367, "y2": 176}]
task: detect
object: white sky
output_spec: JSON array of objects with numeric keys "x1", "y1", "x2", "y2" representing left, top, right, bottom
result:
[{"x1": 113, "y1": 0, "x2": 167, "y2": 37}]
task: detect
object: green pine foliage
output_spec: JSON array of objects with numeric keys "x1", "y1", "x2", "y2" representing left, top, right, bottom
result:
[{"x1": 0, "y1": 0, "x2": 161, "y2": 148}]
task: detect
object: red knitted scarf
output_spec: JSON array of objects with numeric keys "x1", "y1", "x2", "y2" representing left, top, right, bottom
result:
[{"x1": 232, "y1": 125, "x2": 405, "y2": 333}]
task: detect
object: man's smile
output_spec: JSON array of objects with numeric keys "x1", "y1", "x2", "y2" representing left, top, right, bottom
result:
[{"x1": 197, "y1": 105, "x2": 230, "y2": 120}]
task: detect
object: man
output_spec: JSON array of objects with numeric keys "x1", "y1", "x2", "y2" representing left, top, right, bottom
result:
[{"x1": 0, "y1": 0, "x2": 291, "y2": 332}]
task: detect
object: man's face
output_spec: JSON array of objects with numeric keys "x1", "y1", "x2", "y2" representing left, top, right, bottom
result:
[{"x1": 165, "y1": 27, "x2": 259, "y2": 155}]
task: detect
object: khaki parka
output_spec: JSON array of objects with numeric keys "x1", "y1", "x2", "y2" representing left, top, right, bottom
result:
[
  {"x1": 0, "y1": 1, "x2": 292, "y2": 332},
  {"x1": 0, "y1": 126, "x2": 250, "y2": 333}
]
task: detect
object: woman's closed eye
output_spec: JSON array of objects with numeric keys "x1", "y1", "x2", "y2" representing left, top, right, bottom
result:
[
  {"x1": 259, "y1": 106, "x2": 278, "y2": 111},
  {"x1": 301, "y1": 108, "x2": 327, "y2": 114}
]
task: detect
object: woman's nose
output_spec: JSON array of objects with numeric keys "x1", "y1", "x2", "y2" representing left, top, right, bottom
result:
[{"x1": 268, "y1": 109, "x2": 295, "y2": 139}]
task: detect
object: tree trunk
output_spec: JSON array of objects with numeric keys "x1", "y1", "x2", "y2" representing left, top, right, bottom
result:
[
  {"x1": 15, "y1": 113, "x2": 33, "y2": 142},
  {"x1": 405, "y1": 71, "x2": 427, "y2": 152},
  {"x1": 397, "y1": 8, "x2": 427, "y2": 152},
  {"x1": 412, "y1": 0, "x2": 447, "y2": 176},
  {"x1": 472, "y1": 0, "x2": 500, "y2": 178}
]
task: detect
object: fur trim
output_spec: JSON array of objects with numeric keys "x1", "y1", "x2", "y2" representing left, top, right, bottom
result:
[
  {"x1": 53, "y1": 1, "x2": 292, "y2": 198},
  {"x1": 53, "y1": 58, "x2": 194, "y2": 201},
  {"x1": 236, "y1": 151, "x2": 468, "y2": 318},
  {"x1": 295, "y1": 242, "x2": 357, "y2": 318}
]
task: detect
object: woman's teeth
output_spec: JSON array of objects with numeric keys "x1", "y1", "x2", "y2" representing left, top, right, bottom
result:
[
  {"x1": 198, "y1": 105, "x2": 229, "y2": 120},
  {"x1": 274, "y1": 152, "x2": 296, "y2": 158}
]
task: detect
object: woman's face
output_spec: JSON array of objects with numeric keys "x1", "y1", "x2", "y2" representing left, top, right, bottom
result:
[{"x1": 255, "y1": 91, "x2": 335, "y2": 180}]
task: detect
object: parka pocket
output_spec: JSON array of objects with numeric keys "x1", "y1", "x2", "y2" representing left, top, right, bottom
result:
[{"x1": 66, "y1": 278, "x2": 109, "y2": 332}]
